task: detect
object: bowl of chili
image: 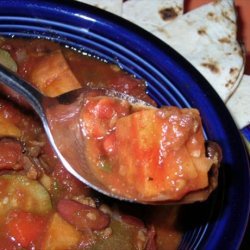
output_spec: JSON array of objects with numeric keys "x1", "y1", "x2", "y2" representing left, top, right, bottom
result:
[{"x1": 0, "y1": 0, "x2": 249, "y2": 249}]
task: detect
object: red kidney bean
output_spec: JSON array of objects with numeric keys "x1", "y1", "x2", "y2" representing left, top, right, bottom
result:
[{"x1": 57, "y1": 199, "x2": 110, "y2": 231}]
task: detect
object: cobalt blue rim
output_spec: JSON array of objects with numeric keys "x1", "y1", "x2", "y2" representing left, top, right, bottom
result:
[
  {"x1": 241, "y1": 125, "x2": 250, "y2": 142},
  {"x1": 0, "y1": 0, "x2": 249, "y2": 249}
]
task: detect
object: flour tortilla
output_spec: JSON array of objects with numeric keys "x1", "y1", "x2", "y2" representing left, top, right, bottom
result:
[
  {"x1": 226, "y1": 74, "x2": 250, "y2": 129},
  {"x1": 77, "y1": 0, "x2": 123, "y2": 15},
  {"x1": 149, "y1": 0, "x2": 244, "y2": 102},
  {"x1": 122, "y1": 0, "x2": 184, "y2": 33}
]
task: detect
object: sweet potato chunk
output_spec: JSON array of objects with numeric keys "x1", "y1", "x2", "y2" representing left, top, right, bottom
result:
[
  {"x1": 41, "y1": 213, "x2": 82, "y2": 250},
  {"x1": 30, "y1": 50, "x2": 81, "y2": 97},
  {"x1": 115, "y1": 107, "x2": 214, "y2": 200},
  {"x1": 0, "y1": 114, "x2": 21, "y2": 138}
]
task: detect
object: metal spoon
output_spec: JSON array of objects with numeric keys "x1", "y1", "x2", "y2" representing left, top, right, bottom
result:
[{"x1": 0, "y1": 64, "x2": 221, "y2": 205}]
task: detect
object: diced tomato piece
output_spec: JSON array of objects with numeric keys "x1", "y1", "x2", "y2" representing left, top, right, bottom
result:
[
  {"x1": 57, "y1": 199, "x2": 110, "y2": 231},
  {"x1": 80, "y1": 96, "x2": 130, "y2": 138},
  {"x1": 5, "y1": 210, "x2": 47, "y2": 248},
  {"x1": 0, "y1": 139, "x2": 23, "y2": 170},
  {"x1": 0, "y1": 235, "x2": 19, "y2": 250}
]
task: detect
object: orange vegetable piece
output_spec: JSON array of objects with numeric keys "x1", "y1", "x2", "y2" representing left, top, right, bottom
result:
[
  {"x1": 30, "y1": 49, "x2": 81, "y2": 97},
  {"x1": 115, "y1": 107, "x2": 214, "y2": 200},
  {"x1": 0, "y1": 114, "x2": 21, "y2": 138},
  {"x1": 41, "y1": 213, "x2": 82, "y2": 250},
  {"x1": 6, "y1": 210, "x2": 47, "y2": 248}
]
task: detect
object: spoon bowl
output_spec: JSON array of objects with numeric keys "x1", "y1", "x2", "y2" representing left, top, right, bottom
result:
[
  {"x1": 0, "y1": 63, "x2": 221, "y2": 205},
  {"x1": 43, "y1": 87, "x2": 154, "y2": 203}
]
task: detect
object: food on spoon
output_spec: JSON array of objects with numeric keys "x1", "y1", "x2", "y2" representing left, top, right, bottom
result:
[{"x1": 81, "y1": 96, "x2": 219, "y2": 201}]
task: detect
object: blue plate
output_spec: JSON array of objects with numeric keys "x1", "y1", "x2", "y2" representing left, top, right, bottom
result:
[{"x1": 0, "y1": 0, "x2": 249, "y2": 249}]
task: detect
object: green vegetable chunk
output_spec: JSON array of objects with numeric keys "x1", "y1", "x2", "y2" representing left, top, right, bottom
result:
[
  {"x1": 0, "y1": 49, "x2": 17, "y2": 72},
  {"x1": 91, "y1": 218, "x2": 145, "y2": 250},
  {"x1": 0, "y1": 175, "x2": 52, "y2": 216}
]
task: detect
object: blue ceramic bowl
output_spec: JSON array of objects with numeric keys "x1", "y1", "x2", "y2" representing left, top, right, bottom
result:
[{"x1": 0, "y1": 0, "x2": 249, "y2": 249}]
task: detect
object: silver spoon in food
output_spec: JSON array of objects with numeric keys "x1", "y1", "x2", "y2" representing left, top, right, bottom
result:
[{"x1": 0, "y1": 64, "x2": 221, "y2": 205}]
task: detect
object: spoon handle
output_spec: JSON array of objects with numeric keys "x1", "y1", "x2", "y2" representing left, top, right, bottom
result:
[{"x1": 0, "y1": 64, "x2": 45, "y2": 117}]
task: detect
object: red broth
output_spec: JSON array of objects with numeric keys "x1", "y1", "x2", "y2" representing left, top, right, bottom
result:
[{"x1": 0, "y1": 38, "x2": 182, "y2": 249}]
